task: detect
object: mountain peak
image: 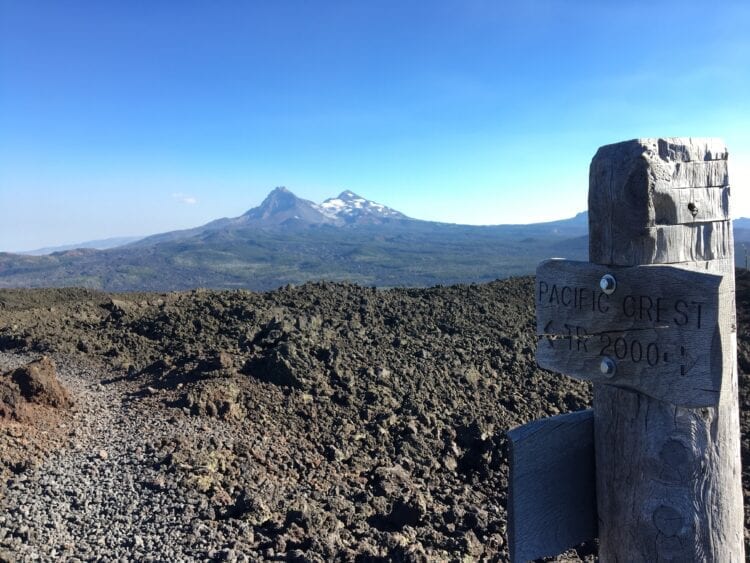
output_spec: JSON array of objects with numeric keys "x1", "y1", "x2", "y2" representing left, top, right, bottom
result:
[
  {"x1": 244, "y1": 187, "x2": 301, "y2": 215},
  {"x1": 261, "y1": 186, "x2": 297, "y2": 204},
  {"x1": 240, "y1": 187, "x2": 332, "y2": 226}
]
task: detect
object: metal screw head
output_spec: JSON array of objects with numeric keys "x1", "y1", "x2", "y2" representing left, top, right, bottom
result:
[
  {"x1": 600, "y1": 356, "x2": 616, "y2": 378},
  {"x1": 600, "y1": 274, "x2": 617, "y2": 295}
]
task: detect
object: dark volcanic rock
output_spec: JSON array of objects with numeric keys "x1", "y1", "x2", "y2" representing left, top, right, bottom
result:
[
  {"x1": 4, "y1": 272, "x2": 750, "y2": 559},
  {"x1": 0, "y1": 278, "x2": 595, "y2": 560},
  {"x1": 185, "y1": 379, "x2": 244, "y2": 419}
]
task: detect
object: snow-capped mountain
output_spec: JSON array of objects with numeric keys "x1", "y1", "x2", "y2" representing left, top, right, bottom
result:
[
  {"x1": 129, "y1": 187, "x2": 411, "y2": 246},
  {"x1": 1, "y1": 184, "x2": 595, "y2": 291},
  {"x1": 239, "y1": 187, "x2": 408, "y2": 227},
  {"x1": 317, "y1": 190, "x2": 408, "y2": 224}
]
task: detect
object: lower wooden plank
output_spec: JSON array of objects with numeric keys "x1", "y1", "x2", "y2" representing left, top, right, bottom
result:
[{"x1": 507, "y1": 409, "x2": 596, "y2": 562}]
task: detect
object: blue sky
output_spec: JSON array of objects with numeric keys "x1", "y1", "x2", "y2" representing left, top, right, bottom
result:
[{"x1": 1, "y1": 1, "x2": 749, "y2": 251}]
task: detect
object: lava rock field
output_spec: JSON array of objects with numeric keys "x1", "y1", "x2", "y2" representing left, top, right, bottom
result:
[{"x1": 1, "y1": 273, "x2": 749, "y2": 561}]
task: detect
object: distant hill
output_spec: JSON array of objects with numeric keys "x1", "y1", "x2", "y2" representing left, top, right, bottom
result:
[
  {"x1": 0, "y1": 187, "x2": 591, "y2": 290},
  {"x1": 18, "y1": 236, "x2": 144, "y2": 256},
  {"x1": 734, "y1": 218, "x2": 750, "y2": 251}
]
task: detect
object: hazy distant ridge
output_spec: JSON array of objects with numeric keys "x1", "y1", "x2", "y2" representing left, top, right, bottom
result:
[{"x1": 19, "y1": 236, "x2": 144, "y2": 256}]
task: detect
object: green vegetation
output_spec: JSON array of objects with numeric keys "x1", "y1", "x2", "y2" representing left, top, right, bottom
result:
[{"x1": 0, "y1": 223, "x2": 588, "y2": 291}]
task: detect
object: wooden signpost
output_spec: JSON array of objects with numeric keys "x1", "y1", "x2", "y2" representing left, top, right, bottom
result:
[
  {"x1": 536, "y1": 259, "x2": 732, "y2": 408},
  {"x1": 507, "y1": 138, "x2": 744, "y2": 562}
]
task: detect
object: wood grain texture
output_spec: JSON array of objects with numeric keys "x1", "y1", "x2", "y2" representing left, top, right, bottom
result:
[
  {"x1": 588, "y1": 137, "x2": 744, "y2": 562},
  {"x1": 634, "y1": 221, "x2": 732, "y2": 265},
  {"x1": 652, "y1": 186, "x2": 729, "y2": 225},
  {"x1": 655, "y1": 137, "x2": 728, "y2": 162},
  {"x1": 507, "y1": 409, "x2": 596, "y2": 563},
  {"x1": 535, "y1": 259, "x2": 731, "y2": 406},
  {"x1": 588, "y1": 137, "x2": 732, "y2": 266},
  {"x1": 652, "y1": 160, "x2": 728, "y2": 189}
]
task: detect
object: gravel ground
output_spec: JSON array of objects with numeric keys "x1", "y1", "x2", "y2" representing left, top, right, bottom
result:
[{"x1": 0, "y1": 353, "x2": 260, "y2": 562}]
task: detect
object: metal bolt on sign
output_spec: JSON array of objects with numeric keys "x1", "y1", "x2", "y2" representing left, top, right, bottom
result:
[
  {"x1": 599, "y1": 357, "x2": 616, "y2": 378},
  {"x1": 599, "y1": 274, "x2": 616, "y2": 295}
]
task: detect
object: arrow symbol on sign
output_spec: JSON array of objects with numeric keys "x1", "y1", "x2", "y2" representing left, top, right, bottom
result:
[
  {"x1": 663, "y1": 346, "x2": 701, "y2": 375},
  {"x1": 662, "y1": 345, "x2": 700, "y2": 376},
  {"x1": 680, "y1": 346, "x2": 700, "y2": 376}
]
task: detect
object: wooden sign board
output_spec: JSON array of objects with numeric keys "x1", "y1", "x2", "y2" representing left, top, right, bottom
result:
[
  {"x1": 536, "y1": 259, "x2": 733, "y2": 407},
  {"x1": 507, "y1": 409, "x2": 596, "y2": 563}
]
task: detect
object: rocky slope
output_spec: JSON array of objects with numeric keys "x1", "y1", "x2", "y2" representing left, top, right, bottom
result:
[{"x1": 1, "y1": 273, "x2": 749, "y2": 560}]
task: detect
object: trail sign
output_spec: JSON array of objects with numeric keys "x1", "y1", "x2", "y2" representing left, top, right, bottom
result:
[
  {"x1": 507, "y1": 138, "x2": 744, "y2": 563},
  {"x1": 535, "y1": 259, "x2": 733, "y2": 407}
]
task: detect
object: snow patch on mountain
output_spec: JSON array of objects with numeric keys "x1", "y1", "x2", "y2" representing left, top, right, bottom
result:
[{"x1": 318, "y1": 191, "x2": 406, "y2": 222}]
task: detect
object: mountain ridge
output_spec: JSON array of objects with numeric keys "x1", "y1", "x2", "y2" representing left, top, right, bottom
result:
[
  {"x1": 3, "y1": 186, "x2": 749, "y2": 291},
  {"x1": 126, "y1": 187, "x2": 588, "y2": 250},
  {"x1": 11, "y1": 188, "x2": 750, "y2": 256},
  {"x1": 125, "y1": 187, "x2": 414, "y2": 249}
]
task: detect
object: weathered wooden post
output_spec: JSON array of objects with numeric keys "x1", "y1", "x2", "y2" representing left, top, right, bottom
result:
[
  {"x1": 590, "y1": 138, "x2": 743, "y2": 561},
  {"x1": 507, "y1": 138, "x2": 745, "y2": 561}
]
